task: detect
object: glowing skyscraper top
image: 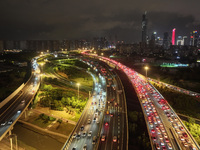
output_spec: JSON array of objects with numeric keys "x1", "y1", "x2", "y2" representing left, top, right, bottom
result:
[{"x1": 172, "y1": 28, "x2": 176, "y2": 45}]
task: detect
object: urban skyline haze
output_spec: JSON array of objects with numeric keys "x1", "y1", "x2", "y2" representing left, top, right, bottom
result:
[{"x1": 0, "y1": 0, "x2": 200, "y2": 42}]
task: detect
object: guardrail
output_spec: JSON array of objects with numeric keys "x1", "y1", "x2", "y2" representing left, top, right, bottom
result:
[
  {"x1": 0, "y1": 84, "x2": 24, "y2": 109},
  {"x1": 62, "y1": 70, "x2": 96, "y2": 150},
  {"x1": 0, "y1": 76, "x2": 40, "y2": 141},
  {"x1": 149, "y1": 81, "x2": 200, "y2": 149},
  {"x1": 115, "y1": 71, "x2": 129, "y2": 150}
]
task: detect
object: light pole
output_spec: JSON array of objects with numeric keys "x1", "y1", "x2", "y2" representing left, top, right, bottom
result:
[
  {"x1": 144, "y1": 66, "x2": 149, "y2": 78},
  {"x1": 77, "y1": 83, "x2": 80, "y2": 100}
]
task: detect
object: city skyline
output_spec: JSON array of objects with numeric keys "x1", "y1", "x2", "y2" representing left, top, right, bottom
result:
[{"x1": 0, "y1": 0, "x2": 200, "y2": 42}]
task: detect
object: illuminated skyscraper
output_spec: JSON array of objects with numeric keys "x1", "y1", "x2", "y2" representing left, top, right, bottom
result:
[
  {"x1": 189, "y1": 31, "x2": 199, "y2": 47},
  {"x1": 172, "y1": 28, "x2": 176, "y2": 45},
  {"x1": 141, "y1": 11, "x2": 148, "y2": 44}
]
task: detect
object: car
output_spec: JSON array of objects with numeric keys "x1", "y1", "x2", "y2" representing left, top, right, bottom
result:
[
  {"x1": 173, "y1": 117, "x2": 178, "y2": 121},
  {"x1": 182, "y1": 142, "x2": 188, "y2": 147},
  {"x1": 101, "y1": 135, "x2": 106, "y2": 141},
  {"x1": 113, "y1": 136, "x2": 117, "y2": 142},
  {"x1": 80, "y1": 125, "x2": 84, "y2": 131},
  {"x1": 163, "y1": 133, "x2": 168, "y2": 138},
  {"x1": 92, "y1": 136, "x2": 97, "y2": 144},
  {"x1": 179, "y1": 126, "x2": 184, "y2": 131},
  {"x1": 165, "y1": 112, "x2": 170, "y2": 117},
  {"x1": 83, "y1": 144, "x2": 87, "y2": 150},
  {"x1": 106, "y1": 110, "x2": 109, "y2": 115},
  {"x1": 162, "y1": 146, "x2": 167, "y2": 150},
  {"x1": 1, "y1": 121, "x2": 7, "y2": 126},
  {"x1": 172, "y1": 123, "x2": 178, "y2": 128},
  {"x1": 160, "y1": 128, "x2": 165, "y2": 133},
  {"x1": 175, "y1": 129, "x2": 181, "y2": 134},
  {"x1": 77, "y1": 132, "x2": 81, "y2": 139},
  {"x1": 185, "y1": 138, "x2": 191, "y2": 144},
  {"x1": 159, "y1": 123, "x2": 164, "y2": 128},
  {"x1": 182, "y1": 132, "x2": 188, "y2": 138},
  {"x1": 72, "y1": 132, "x2": 77, "y2": 139},
  {"x1": 177, "y1": 122, "x2": 181, "y2": 126},
  {"x1": 179, "y1": 135, "x2": 184, "y2": 141},
  {"x1": 21, "y1": 100, "x2": 25, "y2": 104},
  {"x1": 158, "y1": 134, "x2": 163, "y2": 140},
  {"x1": 155, "y1": 143, "x2": 160, "y2": 149},
  {"x1": 151, "y1": 129, "x2": 155, "y2": 134},
  {"x1": 152, "y1": 136, "x2": 157, "y2": 142},
  {"x1": 88, "y1": 131, "x2": 92, "y2": 137},
  {"x1": 93, "y1": 117, "x2": 96, "y2": 121},
  {"x1": 168, "y1": 117, "x2": 173, "y2": 123},
  {"x1": 157, "y1": 129, "x2": 161, "y2": 135},
  {"x1": 149, "y1": 122, "x2": 153, "y2": 128},
  {"x1": 7, "y1": 119, "x2": 13, "y2": 125},
  {"x1": 82, "y1": 131, "x2": 87, "y2": 137},
  {"x1": 160, "y1": 139, "x2": 164, "y2": 146},
  {"x1": 17, "y1": 110, "x2": 21, "y2": 114},
  {"x1": 105, "y1": 122, "x2": 109, "y2": 126},
  {"x1": 167, "y1": 143, "x2": 172, "y2": 149},
  {"x1": 88, "y1": 119, "x2": 91, "y2": 124},
  {"x1": 164, "y1": 137, "x2": 169, "y2": 143},
  {"x1": 155, "y1": 126, "x2": 159, "y2": 130}
]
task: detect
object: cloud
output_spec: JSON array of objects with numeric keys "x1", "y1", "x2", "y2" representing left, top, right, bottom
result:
[{"x1": 0, "y1": 0, "x2": 200, "y2": 42}]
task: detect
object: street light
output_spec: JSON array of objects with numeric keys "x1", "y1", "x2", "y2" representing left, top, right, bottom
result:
[
  {"x1": 144, "y1": 66, "x2": 149, "y2": 78},
  {"x1": 77, "y1": 83, "x2": 80, "y2": 100}
]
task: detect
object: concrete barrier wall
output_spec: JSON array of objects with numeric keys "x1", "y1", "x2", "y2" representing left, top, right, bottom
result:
[{"x1": 0, "y1": 83, "x2": 25, "y2": 109}]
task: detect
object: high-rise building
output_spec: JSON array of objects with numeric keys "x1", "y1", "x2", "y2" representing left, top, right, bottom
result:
[
  {"x1": 183, "y1": 36, "x2": 187, "y2": 45},
  {"x1": 189, "y1": 31, "x2": 199, "y2": 47},
  {"x1": 177, "y1": 36, "x2": 183, "y2": 45},
  {"x1": 163, "y1": 32, "x2": 170, "y2": 49},
  {"x1": 141, "y1": 11, "x2": 148, "y2": 44},
  {"x1": 172, "y1": 28, "x2": 176, "y2": 45}
]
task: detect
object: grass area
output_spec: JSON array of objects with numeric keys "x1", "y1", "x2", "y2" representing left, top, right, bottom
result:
[
  {"x1": 13, "y1": 122, "x2": 64, "y2": 150},
  {"x1": 72, "y1": 77, "x2": 93, "y2": 88},
  {"x1": 49, "y1": 122, "x2": 75, "y2": 135},
  {"x1": 25, "y1": 112, "x2": 54, "y2": 128},
  {"x1": 183, "y1": 120, "x2": 200, "y2": 145},
  {"x1": 67, "y1": 110, "x2": 81, "y2": 122},
  {"x1": 17, "y1": 140, "x2": 37, "y2": 150}
]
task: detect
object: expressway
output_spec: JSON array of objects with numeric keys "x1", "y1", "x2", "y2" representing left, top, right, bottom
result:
[
  {"x1": 62, "y1": 58, "x2": 128, "y2": 150},
  {"x1": 63, "y1": 61, "x2": 107, "y2": 150},
  {"x1": 82, "y1": 51, "x2": 200, "y2": 150},
  {"x1": 97, "y1": 63, "x2": 128, "y2": 150},
  {"x1": 0, "y1": 58, "x2": 40, "y2": 141}
]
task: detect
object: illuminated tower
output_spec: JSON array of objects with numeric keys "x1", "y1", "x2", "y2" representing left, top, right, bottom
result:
[
  {"x1": 142, "y1": 11, "x2": 148, "y2": 44},
  {"x1": 172, "y1": 28, "x2": 176, "y2": 45}
]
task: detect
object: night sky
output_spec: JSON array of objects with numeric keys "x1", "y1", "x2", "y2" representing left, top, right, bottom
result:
[{"x1": 0, "y1": 0, "x2": 200, "y2": 42}]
